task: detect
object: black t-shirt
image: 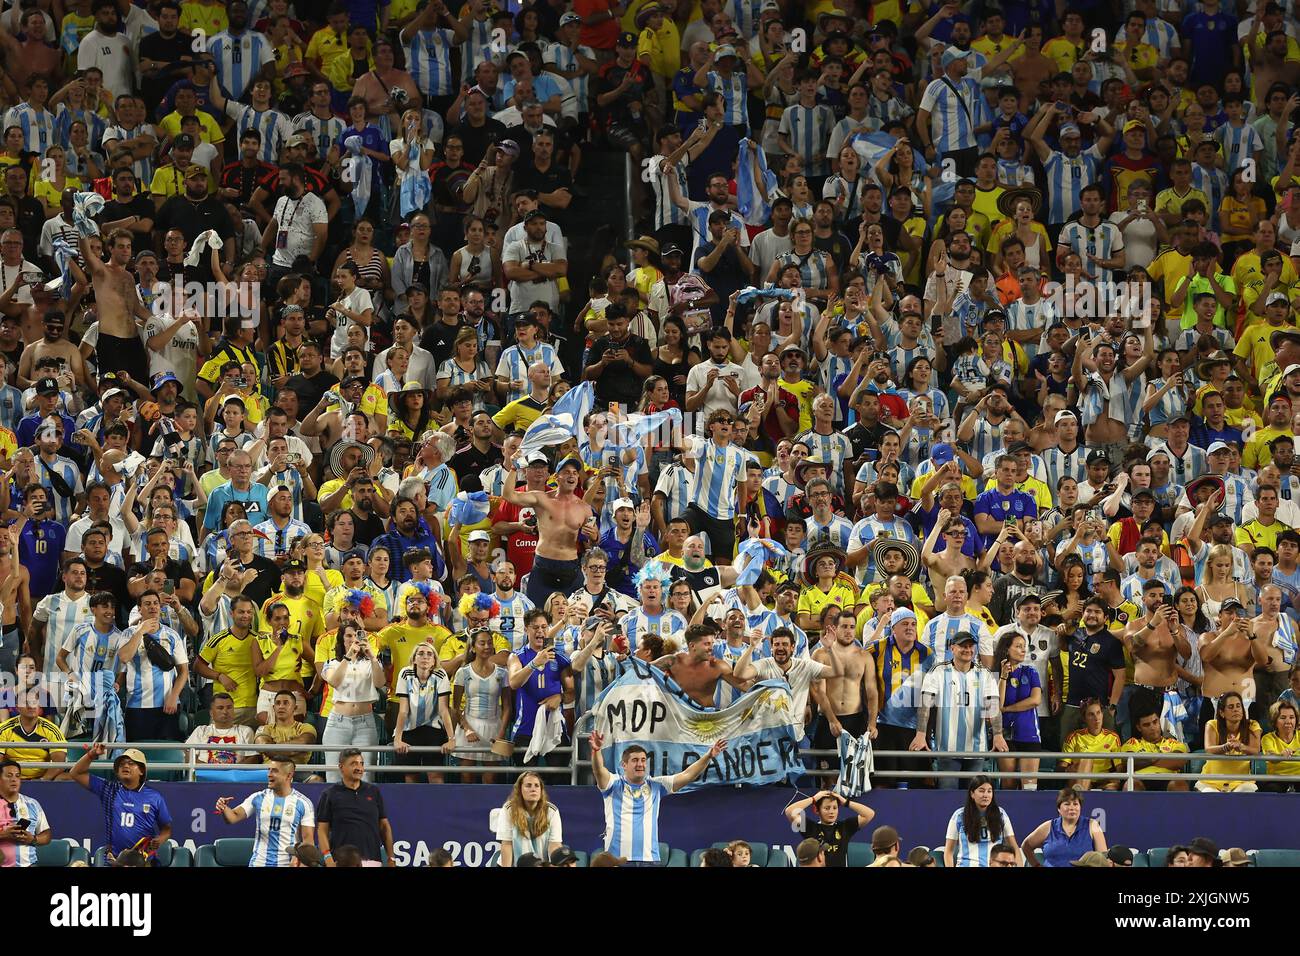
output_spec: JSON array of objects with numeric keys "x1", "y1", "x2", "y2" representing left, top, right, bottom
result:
[
  {"x1": 84, "y1": 562, "x2": 131, "y2": 627},
  {"x1": 449, "y1": 442, "x2": 503, "y2": 493},
  {"x1": 316, "y1": 781, "x2": 387, "y2": 862},
  {"x1": 130, "y1": 558, "x2": 196, "y2": 593},
  {"x1": 350, "y1": 508, "x2": 385, "y2": 546},
  {"x1": 100, "y1": 196, "x2": 156, "y2": 254},
  {"x1": 14, "y1": 194, "x2": 42, "y2": 257},
  {"x1": 155, "y1": 196, "x2": 235, "y2": 282},
  {"x1": 139, "y1": 33, "x2": 195, "y2": 118},
  {"x1": 669, "y1": 564, "x2": 721, "y2": 602},
  {"x1": 419, "y1": 316, "x2": 467, "y2": 368},
  {"x1": 515, "y1": 161, "x2": 573, "y2": 222},
  {"x1": 283, "y1": 370, "x2": 338, "y2": 414},
  {"x1": 586, "y1": 333, "x2": 652, "y2": 405},
  {"x1": 234, "y1": 554, "x2": 282, "y2": 607},
  {"x1": 843, "y1": 420, "x2": 888, "y2": 459},
  {"x1": 813, "y1": 230, "x2": 853, "y2": 277},
  {"x1": 804, "y1": 816, "x2": 861, "y2": 867},
  {"x1": 451, "y1": 117, "x2": 508, "y2": 167},
  {"x1": 1064, "y1": 628, "x2": 1126, "y2": 706}
]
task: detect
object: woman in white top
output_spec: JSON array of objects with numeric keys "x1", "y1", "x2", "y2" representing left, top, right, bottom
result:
[
  {"x1": 321, "y1": 622, "x2": 385, "y2": 783},
  {"x1": 452, "y1": 630, "x2": 512, "y2": 783},
  {"x1": 327, "y1": 261, "x2": 375, "y2": 359},
  {"x1": 393, "y1": 642, "x2": 454, "y2": 784},
  {"x1": 494, "y1": 770, "x2": 563, "y2": 867},
  {"x1": 448, "y1": 215, "x2": 496, "y2": 294}
]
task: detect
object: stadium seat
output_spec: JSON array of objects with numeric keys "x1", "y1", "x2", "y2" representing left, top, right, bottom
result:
[
  {"x1": 1130, "y1": 850, "x2": 1149, "y2": 868},
  {"x1": 930, "y1": 848, "x2": 946, "y2": 867},
  {"x1": 846, "y1": 844, "x2": 875, "y2": 867},
  {"x1": 1032, "y1": 849, "x2": 1044, "y2": 865},
  {"x1": 138, "y1": 742, "x2": 189, "y2": 782},
  {"x1": 195, "y1": 838, "x2": 254, "y2": 867},
  {"x1": 1146, "y1": 847, "x2": 1169, "y2": 868},
  {"x1": 35, "y1": 838, "x2": 89, "y2": 867},
  {"x1": 155, "y1": 841, "x2": 191, "y2": 868},
  {"x1": 664, "y1": 845, "x2": 688, "y2": 867},
  {"x1": 1254, "y1": 849, "x2": 1300, "y2": 868},
  {"x1": 767, "y1": 849, "x2": 788, "y2": 867}
]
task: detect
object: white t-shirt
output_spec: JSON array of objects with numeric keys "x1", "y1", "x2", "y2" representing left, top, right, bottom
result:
[
  {"x1": 143, "y1": 312, "x2": 201, "y2": 388},
  {"x1": 685, "y1": 360, "x2": 744, "y2": 432},
  {"x1": 270, "y1": 191, "x2": 327, "y2": 268},
  {"x1": 328, "y1": 286, "x2": 374, "y2": 358},
  {"x1": 1108, "y1": 208, "x2": 1157, "y2": 270},
  {"x1": 77, "y1": 29, "x2": 134, "y2": 95},
  {"x1": 65, "y1": 514, "x2": 131, "y2": 561},
  {"x1": 502, "y1": 237, "x2": 564, "y2": 313},
  {"x1": 184, "y1": 723, "x2": 255, "y2": 764},
  {"x1": 752, "y1": 656, "x2": 830, "y2": 739}
]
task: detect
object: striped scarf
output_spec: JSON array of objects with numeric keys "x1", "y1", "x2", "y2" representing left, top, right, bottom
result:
[{"x1": 344, "y1": 135, "x2": 373, "y2": 218}]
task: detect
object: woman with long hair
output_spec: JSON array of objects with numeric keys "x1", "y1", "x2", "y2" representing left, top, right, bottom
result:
[
  {"x1": 667, "y1": 579, "x2": 696, "y2": 622},
  {"x1": 403, "y1": 282, "x2": 435, "y2": 329},
  {"x1": 1142, "y1": 347, "x2": 1188, "y2": 439},
  {"x1": 1020, "y1": 787, "x2": 1107, "y2": 867},
  {"x1": 366, "y1": 545, "x2": 400, "y2": 616},
  {"x1": 1173, "y1": 585, "x2": 1207, "y2": 741},
  {"x1": 435, "y1": 328, "x2": 491, "y2": 409},
  {"x1": 34, "y1": 145, "x2": 81, "y2": 219},
  {"x1": 824, "y1": 145, "x2": 868, "y2": 230},
  {"x1": 1260, "y1": 699, "x2": 1300, "y2": 792},
  {"x1": 897, "y1": 355, "x2": 949, "y2": 422},
  {"x1": 653, "y1": 314, "x2": 699, "y2": 408},
  {"x1": 1195, "y1": 545, "x2": 1251, "y2": 621},
  {"x1": 1199, "y1": 690, "x2": 1261, "y2": 792},
  {"x1": 1058, "y1": 555, "x2": 1092, "y2": 628},
  {"x1": 1060, "y1": 698, "x2": 1123, "y2": 791},
  {"x1": 333, "y1": 217, "x2": 390, "y2": 301},
  {"x1": 301, "y1": 534, "x2": 343, "y2": 608},
  {"x1": 944, "y1": 775, "x2": 1019, "y2": 867},
  {"x1": 387, "y1": 381, "x2": 434, "y2": 441},
  {"x1": 964, "y1": 569, "x2": 998, "y2": 631},
  {"x1": 321, "y1": 622, "x2": 385, "y2": 782},
  {"x1": 993, "y1": 631, "x2": 1042, "y2": 789},
  {"x1": 452, "y1": 629, "x2": 512, "y2": 783},
  {"x1": 449, "y1": 215, "x2": 496, "y2": 294},
  {"x1": 373, "y1": 343, "x2": 411, "y2": 395},
  {"x1": 494, "y1": 770, "x2": 563, "y2": 867},
  {"x1": 393, "y1": 641, "x2": 455, "y2": 783},
  {"x1": 1219, "y1": 167, "x2": 1266, "y2": 263},
  {"x1": 638, "y1": 374, "x2": 679, "y2": 491}
]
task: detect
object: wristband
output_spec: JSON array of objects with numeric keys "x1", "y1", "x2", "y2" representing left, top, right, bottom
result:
[{"x1": 323, "y1": 852, "x2": 333, "y2": 860}]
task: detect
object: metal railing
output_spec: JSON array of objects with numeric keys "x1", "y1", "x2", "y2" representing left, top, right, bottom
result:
[{"x1": 9, "y1": 741, "x2": 1299, "y2": 789}]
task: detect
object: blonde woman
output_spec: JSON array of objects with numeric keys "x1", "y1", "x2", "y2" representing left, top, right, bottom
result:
[
  {"x1": 493, "y1": 770, "x2": 562, "y2": 867},
  {"x1": 1195, "y1": 544, "x2": 1251, "y2": 621},
  {"x1": 393, "y1": 642, "x2": 455, "y2": 784},
  {"x1": 298, "y1": 534, "x2": 343, "y2": 610}
]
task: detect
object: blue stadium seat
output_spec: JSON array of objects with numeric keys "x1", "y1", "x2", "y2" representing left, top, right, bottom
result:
[
  {"x1": 35, "y1": 839, "x2": 89, "y2": 867},
  {"x1": 155, "y1": 841, "x2": 191, "y2": 868},
  {"x1": 195, "y1": 838, "x2": 254, "y2": 867},
  {"x1": 767, "y1": 849, "x2": 789, "y2": 867},
  {"x1": 689, "y1": 841, "x2": 773, "y2": 867},
  {"x1": 1254, "y1": 849, "x2": 1300, "y2": 868},
  {"x1": 1130, "y1": 850, "x2": 1149, "y2": 868},
  {"x1": 1146, "y1": 847, "x2": 1169, "y2": 868},
  {"x1": 930, "y1": 848, "x2": 946, "y2": 867},
  {"x1": 846, "y1": 844, "x2": 875, "y2": 867}
]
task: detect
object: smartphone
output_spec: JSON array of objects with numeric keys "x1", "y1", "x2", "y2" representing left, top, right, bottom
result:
[
  {"x1": 13, "y1": 818, "x2": 29, "y2": 831},
  {"x1": 608, "y1": 402, "x2": 620, "y2": 418},
  {"x1": 1137, "y1": 199, "x2": 1148, "y2": 214},
  {"x1": 163, "y1": 580, "x2": 175, "y2": 595},
  {"x1": 233, "y1": 377, "x2": 247, "y2": 389},
  {"x1": 931, "y1": 314, "x2": 943, "y2": 334}
]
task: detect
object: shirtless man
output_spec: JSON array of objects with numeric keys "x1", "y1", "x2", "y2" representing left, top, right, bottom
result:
[
  {"x1": 1123, "y1": 580, "x2": 1191, "y2": 732},
  {"x1": 1251, "y1": 584, "x2": 1295, "y2": 719},
  {"x1": 17, "y1": 311, "x2": 90, "y2": 390},
  {"x1": 812, "y1": 608, "x2": 877, "y2": 755},
  {"x1": 504, "y1": 455, "x2": 598, "y2": 607},
  {"x1": 1199, "y1": 598, "x2": 1270, "y2": 729},
  {"x1": 0, "y1": 525, "x2": 25, "y2": 675},
  {"x1": 652, "y1": 623, "x2": 750, "y2": 708},
  {"x1": 921, "y1": 507, "x2": 976, "y2": 580},
  {"x1": 79, "y1": 228, "x2": 151, "y2": 383},
  {"x1": 1072, "y1": 335, "x2": 1134, "y2": 462}
]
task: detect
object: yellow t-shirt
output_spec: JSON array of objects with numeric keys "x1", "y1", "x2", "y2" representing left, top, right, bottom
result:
[
  {"x1": 0, "y1": 425, "x2": 16, "y2": 464},
  {"x1": 1243, "y1": 425, "x2": 1293, "y2": 469},
  {"x1": 158, "y1": 110, "x2": 225, "y2": 145},
  {"x1": 0, "y1": 715, "x2": 66, "y2": 777},
  {"x1": 198, "y1": 629, "x2": 259, "y2": 708},
  {"x1": 435, "y1": 630, "x2": 510, "y2": 666},
  {"x1": 33, "y1": 174, "x2": 82, "y2": 213},
  {"x1": 493, "y1": 395, "x2": 548, "y2": 434},
  {"x1": 986, "y1": 218, "x2": 1051, "y2": 257},
  {"x1": 179, "y1": 0, "x2": 228, "y2": 36},
  {"x1": 908, "y1": 470, "x2": 978, "y2": 501},
  {"x1": 855, "y1": 601, "x2": 931, "y2": 640},
  {"x1": 1060, "y1": 727, "x2": 1122, "y2": 773},
  {"x1": 304, "y1": 568, "x2": 343, "y2": 613},
  {"x1": 253, "y1": 631, "x2": 311, "y2": 683},
  {"x1": 306, "y1": 26, "x2": 350, "y2": 78},
  {"x1": 1155, "y1": 186, "x2": 1208, "y2": 221},
  {"x1": 149, "y1": 162, "x2": 217, "y2": 201},
  {"x1": 1147, "y1": 247, "x2": 1192, "y2": 309},
  {"x1": 317, "y1": 479, "x2": 354, "y2": 511},
  {"x1": 1235, "y1": 321, "x2": 1299, "y2": 382},
  {"x1": 636, "y1": 22, "x2": 680, "y2": 78},
  {"x1": 1231, "y1": 252, "x2": 1299, "y2": 305},
  {"x1": 972, "y1": 184, "x2": 1007, "y2": 230},
  {"x1": 1201, "y1": 720, "x2": 1262, "y2": 790},
  {"x1": 261, "y1": 593, "x2": 325, "y2": 647},
  {"x1": 1041, "y1": 36, "x2": 1084, "y2": 72},
  {"x1": 254, "y1": 720, "x2": 317, "y2": 765},
  {"x1": 1113, "y1": 40, "x2": 1158, "y2": 76},
  {"x1": 971, "y1": 34, "x2": 1023, "y2": 62},
  {"x1": 779, "y1": 377, "x2": 817, "y2": 432},
  {"x1": 1261, "y1": 731, "x2": 1300, "y2": 776},
  {"x1": 797, "y1": 581, "x2": 858, "y2": 631},
  {"x1": 1236, "y1": 519, "x2": 1288, "y2": 552},
  {"x1": 375, "y1": 621, "x2": 450, "y2": 701},
  {"x1": 323, "y1": 583, "x2": 390, "y2": 626},
  {"x1": 1120, "y1": 734, "x2": 1189, "y2": 773}
]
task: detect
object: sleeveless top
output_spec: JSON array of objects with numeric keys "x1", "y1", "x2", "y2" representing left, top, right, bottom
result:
[
  {"x1": 1042, "y1": 817, "x2": 1094, "y2": 868},
  {"x1": 343, "y1": 246, "x2": 386, "y2": 292},
  {"x1": 452, "y1": 244, "x2": 494, "y2": 291}
]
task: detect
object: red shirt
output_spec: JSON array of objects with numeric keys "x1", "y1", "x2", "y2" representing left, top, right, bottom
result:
[
  {"x1": 740, "y1": 384, "x2": 799, "y2": 444},
  {"x1": 573, "y1": 0, "x2": 619, "y2": 50},
  {"x1": 491, "y1": 496, "x2": 540, "y2": 575}
]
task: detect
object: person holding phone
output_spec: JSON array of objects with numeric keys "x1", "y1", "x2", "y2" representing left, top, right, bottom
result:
[
  {"x1": 0, "y1": 755, "x2": 52, "y2": 867},
  {"x1": 320, "y1": 623, "x2": 386, "y2": 783}
]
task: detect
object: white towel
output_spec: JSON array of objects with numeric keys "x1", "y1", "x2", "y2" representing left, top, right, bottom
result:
[
  {"x1": 183, "y1": 229, "x2": 223, "y2": 266},
  {"x1": 523, "y1": 704, "x2": 564, "y2": 763}
]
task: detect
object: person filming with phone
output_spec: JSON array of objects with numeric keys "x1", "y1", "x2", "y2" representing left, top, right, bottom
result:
[{"x1": 0, "y1": 756, "x2": 53, "y2": 867}]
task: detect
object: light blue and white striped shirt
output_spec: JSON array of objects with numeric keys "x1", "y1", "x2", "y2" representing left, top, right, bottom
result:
[
  {"x1": 1214, "y1": 121, "x2": 1263, "y2": 176},
  {"x1": 458, "y1": 19, "x2": 495, "y2": 83},
  {"x1": 397, "y1": 665, "x2": 451, "y2": 730},
  {"x1": 495, "y1": 591, "x2": 536, "y2": 651},
  {"x1": 254, "y1": 517, "x2": 311, "y2": 561},
  {"x1": 946, "y1": 805, "x2": 1014, "y2": 867},
  {"x1": 33, "y1": 590, "x2": 90, "y2": 677},
  {"x1": 600, "y1": 772, "x2": 673, "y2": 862},
  {"x1": 653, "y1": 462, "x2": 693, "y2": 525},
  {"x1": 406, "y1": 28, "x2": 457, "y2": 97},
  {"x1": 705, "y1": 70, "x2": 748, "y2": 126},
  {"x1": 918, "y1": 73, "x2": 980, "y2": 152},
  {"x1": 455, "y1": 663, "x2": 508, "y2": 720},
  {"x1": 712, "y1": 638, "x2": 748, "y2": 707},
  {"x1": 121, "y1": 625, "x2": 185, "y2": 709},
  {"x1": 804, "y1": 513, "x2": 854, "y2": 551},
  {"x1": 35, "y1": 454, "x2": 82, "y2": 524},
  {"x1": 291, "y1": 111, "x2": 346, "y2": 151},
  {"x1": 778, "y1": 103, "x2": 836, "y2": 177},
  {"x1": 495, "y1": 343, "x2": 566, "y2": 404},
  {"x1": 546, "y1": 43, "x2": 596, "y2": 112},
  {"x1": 208, "y1": 29, "x2": 275, "y2": 101},
  {"x1": 1191, "y1": 163, "x2": 1228, "y2": 219},
  {"x1": 1058, "y1": 219, "x2": 1124, "y2": 286},
  {"x1": 923, "y1": 662, "x2": 998, "y2": 752},
  {"x1": 847, "y1": 516, "x2": 917, "y2": 583},
  {"x1": 650, "y1": 153, "x2": 689, "y2": 229},
  {"x1": 102, "y1": 124, "x2": 157, "y2": 184},
  {"x1": 689, "y1": 440, "x2": 747, "y2": 521},
  {"x1": 575, "y1": 649, "x2": 622, "y2": 717},
  {"x1": 4, "y1": 102, "x2": 57, "y2": 154},
  {"x1": 225, "y1": 102, "x2": 291, "y2": 164},
  {"x1": 3, "y1": 794, "x2": 47, "y2": 866},
  {"x1": 239, "y1": 788, "x2": 314, "y2": 867},
  {"x1": 797, "y1": 429, "x2": 853, "y2": 493},
  {"x1": 621, "y1": 607, "x2": 687, "y2": 652},
  {"x1": 920, "y1": 612, "x2": 992, "y2": 664},
  {"x1": 1041, "y1": 147, "x2": 1103, "y2": 224}
]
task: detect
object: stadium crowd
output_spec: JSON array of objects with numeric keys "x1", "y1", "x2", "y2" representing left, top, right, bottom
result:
[{"x1": 1, "y1": 0, "x2": 1300, "y2": 867}]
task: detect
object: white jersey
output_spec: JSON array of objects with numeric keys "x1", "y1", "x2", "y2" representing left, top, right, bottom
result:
[
  {"x1": 238, "y1": 788, "x2": 315, "y2": 867},
  {"x1": 32, "y1": 590, "x2": 90, "y2": 674}
]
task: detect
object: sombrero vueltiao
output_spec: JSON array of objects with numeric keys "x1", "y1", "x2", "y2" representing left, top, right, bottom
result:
[
  {"x1": 329, "y1": 439, "x2": 377, "y2": 479},
  {"x1": 871, "y1": 537, "x2": 921, "y2": 581},
  {"x1": 996, "y1": 185, "x2": 1042, "y2": 221},
  {"x1": 802, "y1": 546, "x2": 847, "y2": 586}
]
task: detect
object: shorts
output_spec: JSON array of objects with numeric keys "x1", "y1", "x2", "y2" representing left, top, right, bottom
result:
[
  {"x1": 1009, "y1": 739, "x2": 1042, "y2": 753},
  {"x1": 525, "y1": 554, "x2": 581, "y2": 606},
  {"x1": 400, "y1": 724, "x2": 448, "y2": 767},
  {"x1": 256, "y1": 687, "x2": 306, "y2": 718},
  {"x1": 607, "y1": 121, "x2": 644, "y2": 151},
  {"x1": 96, "y1": 331, "x2": 150, "y2": 384}
]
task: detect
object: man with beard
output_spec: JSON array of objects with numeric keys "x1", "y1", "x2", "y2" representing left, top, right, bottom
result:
[
  {"x1": 154, "y1": 166, "x2": 237, "y2": 283},
  {"x1": 78, "y1": 527, "x2": 129, "y2": 625},
  {"x1": 810, "y1": 611, "x2": 875, "y2": 749},
  {"x1": 1123, "y1": 579, "x2": 1191, "y2": 739},
  {"x1": 371, "y1": 497, "x2": 443, "y2": 584},
  {"x1": 498, "y1": 455, "x2": 594, "y2": 607},
  {"x1": 203, "y1": 519, "x2": 281, "y2": 607},
  {"x1": 375, "y1": 591, "x2": 452, "y2": 733},
  {"x1": 1060, "y1": 598, "x2": 1128, "y2": 740},
  {"x1": 254, "y1": 485, "x2": 312, "y2": 565},
  {"x1": 989, "y1": 541, "x2": 1044, "y2": 626},
  {"x1": 17, "y1": 313, "x2": 90, "y2": 391},
  {"x1": 126, "y1": 525, "x2": 196, "y2": 604},
  {"x1": 649, "y1": 623, "x2": 749, "y2": 708},
  {"x1": 284, "y1": 343, "x2": 338, "y2": 415},
  {"x1": 736, "y1": 627, "x2": 835, "y2": 743},
  {"x1": 669, "y1": 533, "x2": 738, "y2": 605},
  {"x1": 344, "y1": 475, "x2": 385, "y2": 546},
  {"x1": 259, "y1": 163, "x2": 327, "y2": 293},
  {"x1": 30, "y1": 558, "x2": 89, "y2": 675},
  {"x1": 989, "y1": 594, "x2": 1062, "y2": 749},
  {"x1": 449, "y1": 412, "x2": 500, "y2": 495}
]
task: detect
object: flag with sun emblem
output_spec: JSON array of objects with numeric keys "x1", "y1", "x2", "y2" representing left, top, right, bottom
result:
[{"x1": 590, "y1": 658, "x2": 802, "y2": 791}]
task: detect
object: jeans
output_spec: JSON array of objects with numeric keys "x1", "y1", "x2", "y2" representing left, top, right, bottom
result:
[
  {"x1": 525, "y1": 555, "x2": 582, "y2": 607},
  {"x1": 935, "y1": 756, "x2": 987, "y2": 790},
  {"x1": 322, "y1": 711, "x2": 380, "y2": 783}
]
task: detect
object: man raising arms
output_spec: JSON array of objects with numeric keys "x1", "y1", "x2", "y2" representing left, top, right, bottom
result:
[
  {"x1": 78, "y1": 228, "x2": 151, "y2": 383},
  {"x1": 503, "y1": 454, "x2": 597, "y2": 607},
  {"x1": 650, "y1": 623, "x2": 751, "y2": 708}
]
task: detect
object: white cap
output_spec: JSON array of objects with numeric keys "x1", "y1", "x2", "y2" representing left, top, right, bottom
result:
[
  {"x1": 1054, "y1": 410, "x2": 1078, "y2": 424},
  {"x1": 467, "y1": 530, "x2": 490, "y2": 543},
  {"x1": 1206, "y1": 441, "x2": 1232, "y2": 455},
  {"x1": 612, "y1": 497, "x2": 636, "y2": 512},
  {"x1": 1291, "y1": 237, "x2": 1300, "y2": 257},
  {"x1": 1284, "y1": 364, "x2": 1300, "y2": 377}
]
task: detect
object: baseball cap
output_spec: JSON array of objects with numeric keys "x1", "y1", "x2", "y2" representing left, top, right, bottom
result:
[
  {"x1": 523, "y1": 208, "x2": 547, "y2": 223},
  {"x1": 1058, "y1": 123, "x2": 1081, "y2": 138},
  {"x1": 1284, "y1": 363, "x2": 1300, "y2": 377},
  {"x1": 285, "y1": 133, "x2": 311, "y2": 148},
  {"x1": 556, "y1": 455, "x2": 584, "y2": 473},
  {"x1": 549, "y1": 845, "x2": 579, "y2": 866},
  {"x1": 1145, "y1": 445, "x2": 1170, "y2": 461},
  {"x1": 151, "y1": 371, "x2": 181, "y2": 392},
  {"x1": 617, "y1": 31, "x2": 638, "y2": 47},
  {"x1": 467, "y1": 530, "x2": 490, "y2": 543},
  {"x1": 1107, "y1": 846, "x2": 1134, "y2": 866},
  {"x1": 1123, "y1": 119, "x2": 1145, "y2": 133},
  {"x1": 340, "y1": 548, "x2": 367, "y2": 563},
  {"x1": 941, "y1": 47, "x2": 971, "y2": 67},
  {"x1": 714, "y1": 43, "x2": 738, "y2": 58},
  {"x1": 525, "y1": 451, "x2": 550, "y2": 466},
  {"x1": 951, "y1": 630, "x2": 978, "y2": 646},
  {"x1": 1085, "y1": 449, "x2": 1110, "y2": 465},
  {"x1": 560, "y1": 11, "x2": 581, "y2": 25},
  {"x1": 1207, "y1": 513, "x2": 1233, "y2": 527},
  {"x1": 290, "y1": 844, "x2": 326, "y2": 867},
  {"x1": 1206, "y1": 440, "x2": 1232, "y2": 455},
  {"x1": 1219, "y1": 597, "x2": 1245, "y2": 612},
  {"x1": 1267, "y1": 291, "x2": 1290, "y2": 307},
  {"x1": 101, "y1": 387, "x2": 128, "y2": 402},
  {"x1": 931, "y1": 443, "x2": 954, "y2": 465},
  {"x1": 283, "y1": 559, "x2": 307, "y2": 573},
  {"x1": 661, "y1": 243, "x2": 684, "y2": 257},
  {"x1": 34, "y1": 377, "x2": 58, "y2": 395},
  {"x1": 795, "y1": 838, "x2": 826, "y2": 864},
  {"x1": 341, "y1": 375, "x2": 368, "y2": 389},
  {"x1": 173, "y1": 133, "x2": 196, "y2": 150},
  {"x1": 611, "y1": 497, "x2": 636, "y2": 512},
  {"x1": 114, "y1": 748, "x2": 147, "y2": 770},
  {"x1": 1131, "y1": 488, "x2": 1156, "y2": 501},
  {"x1": 1054, "y1": 410, "x2": 1078, "y2": 424}
]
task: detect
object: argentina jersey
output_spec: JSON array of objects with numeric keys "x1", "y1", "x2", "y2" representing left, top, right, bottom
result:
[
  {"x1": 241, "y1": 788, "x2": 314, "y2": 867},
  {"x1": 495, "y1": 592, "x2": 535, "y2": 651},
  {"x1": 707, "y1": 69, "x2": 748, "y2": 125},
  {"x1": 1215, "y1": 121, "x2": 1262, "y2": 175},
  {"x1": 1058, "y1": 219, "x2": 1123, "y2": 286},
  {"x1": 226, "y1": 103, "x2": 291, "y2": 163},
  {"x1": 775, "y1": 249, "x2": 831, "y2": 291},
  {"x1": 575, "y1": 651, "x2": 621, "y2": 717},
  {"x1": 405, "y1": 27, "x2": 456, "y2": 96},
  {"x1": 653, "y1": 461, "x2": 693, "y2": 524},
  {"x1": 209, "y1": 29, "x2": 274, "y2": 100},
  {"x1": 496, "y1": 342, "x2": 565, "y2": 404},
  {"x1": 1190, "y1": 164, "x2": 1227, "y2": 219},
  {"x1": 925, "y1": 663, "x2": 997, "y2": 752},
  {"x1": 601, "y1": 773, "x2": 672, "y2": 862},
  {"x1": 779, "y1": 103, "x2": 835, "y2": 177},
  {"x1": 921, "y1": 612, "x2": 990, "y2": 664},
  {"x1": 121, "y1": 625, "x2": 185, "y2": 708},
  {"x1": 0, "y1": 793, "x2": 47, "y2": 866},
  {"x1": 3, "y1": 103, "x2": 57, "y2": 154},
  {"x1": 398, "y1": 666, "x2": 451, "y2": 729},
  {"x1": 1005, "y1": 298, "x2": 1055, "y2": 357},
  {"x1": 848, "y1": 516, "x2": 917, "y2": 582},
  {"x1": 918, "y1": 73, "x2": 979, "y2": 152},
  {"x1": 546, "y1": 43, "x2": 594, "y2": 112},
  {"x1": 1042, "y1": 148, "x2": 1101, "y2": 223},
  {"x1": 651, "y1": 154, "x2": 689, "y2": 228},
  {"x1": 805, "y1": 513, "x2": 854, "y2": 551},
  {"x1": 459, "y1": 18, "x2": 495, "y2": 83},
  {"x1": 291, "y1": 111, "x2": 346, "y2": 150},
  {"x1": 689, "y1": 440, "x2": 747, "y2": 520},
  {"x1": 797, "y1": 430, "x2": 852, "y2": 492},
  {"x1": 621, "y1": 607, "x2": 687, "y2": 652},
  {"x1": 713, "y1": 640, "x2": 747, "y2": 707},
  {"x1": 103, "y1": 124, "x2": 156, "y2": 183},
  {"x1": 1042, "y1": 444, "x2": 1088, "y2": 490}
]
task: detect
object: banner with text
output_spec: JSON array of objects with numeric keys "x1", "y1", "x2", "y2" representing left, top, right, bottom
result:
[{"x1": 591, "y1": 658, "x2": 802, "y2": 790}]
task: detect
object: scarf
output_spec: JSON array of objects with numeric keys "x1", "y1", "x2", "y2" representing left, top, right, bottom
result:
[
  {"x1": 344, "y1": 134, "x2": 372, "y2": 218},
  {"x1": 399, "y1": 139, "x2": 432, "y2": 216},
  {"x1": 736, "y1": 138, "x2": 776, "y2": 225},
  {"x1": 51, "y1": 237, "x2": 78, "y2": 299},
  {"x1": 72, "y1": 191, "x2": 105, "y2": 236}
]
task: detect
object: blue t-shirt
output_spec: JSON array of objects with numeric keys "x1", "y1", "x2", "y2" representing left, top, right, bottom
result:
[
  {"x1": 1182, "y1": 11, "x2": 1238, "y2": 86},
  {"x1": 87, "y1": 775, "x2": 172, "y2": 856},
  {"x1": 204, "y1": 481, "x2": 270, "y2": 530},
  {"x1": 973, "y1": 488, "x2": 1038, "y2": 548},
  {"x1": 1001, "y1": 664, "x2": 1041, "y2": 743},
  {"x1": 511, "y1": 645, "x2": 571, "y2": 741}
]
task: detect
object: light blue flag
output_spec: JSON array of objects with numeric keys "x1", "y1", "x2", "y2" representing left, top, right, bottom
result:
[
  {"x1": 343, "y1": 135, "x2": 372, "y2": 218},
  {"x1": 447, "y1": 490, "x2": 490, "y2": 526},
  {"x1": 399, "y1": 140, "x2": 432, "y2": 216},
  {"x1": 72, "y1": 191, "x2": 104, "y2": 236},
  {"x1": 736, "y1": 138, "x2": 776, "y2": 226},
  {"x1": 52, "y1": 238, "x2": 77, "y2": 299},
  {"x1": 732, "y1": 537, "x2": 791, "y2": 586}
]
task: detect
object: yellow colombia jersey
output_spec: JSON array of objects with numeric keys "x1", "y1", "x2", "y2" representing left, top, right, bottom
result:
[
  {"x1": 435, "y1": 629, "x2": 510, "y2": 669},
  {"x1": 1120, "y1": 735, "x2": 1189, "y2": 773},
  {"x1": 0, "y1": 715, "x2": 66, "y2": 777},
  {"x1": 263, "y1": 592, "x2": 326, "y2": 647},
  {"x1": 1261, "y1": 731, "x2": 1300, "y2": 776},
  {"x1": 253, "y1": 631, "x2": 311, "y2": 683},
  {"x1": 376, "y1": 621, "x2": 449, "y2": 701},
  {"x1": 1061, "y1": 727, "x2": 1122, "y2": 772},
  {"x1": 199, "y1": 629, "x2": 259, "y2": 708},
  {"x1": 797, "y1": 580, "x2": 858, "y2": 630}
]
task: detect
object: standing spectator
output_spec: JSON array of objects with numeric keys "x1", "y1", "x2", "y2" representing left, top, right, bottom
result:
[
  {"x1": 911, "y1": 631, "x2": 1006, "y2": 787},
  {"x1": 213, "y1": 759, "x2": 316, "y2": 867},
  {"x1": 588, "y1": 729, "x2": 725, "y2": 865},
  {"x1": 574, "y1": 0, "x2": 623, "y2": 55},
  {"x1": 943, "y1": 774, "x2": 1019, "y2": 867},
  {"x1": 684, "y1": 409, "x2": 748, "y2": 559},
  {"x1": 69, "y1": 744, "x2": 173, "y2": 861},
  {"x1": 316, "y1": 748, "x2": 395, "y2": 866},
  {"x1": 319, "y1": 623, "x2": 385, "y2": 782}
]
